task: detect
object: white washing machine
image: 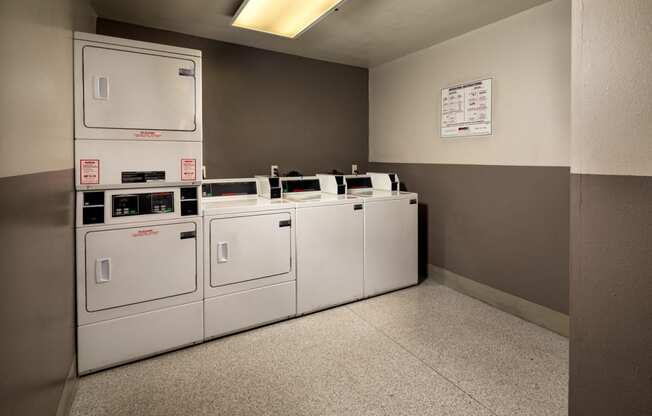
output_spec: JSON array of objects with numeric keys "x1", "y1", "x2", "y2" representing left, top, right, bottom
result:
[
  {"x1": 202, "y1": 179, "x2": 296, "y2": 339},
  {"x1": 76, "y1": 185, "x2": 203, "y2": 374},
  {"x1": 281, "y1": 177, "x2": 364, "y2": 315},
  {"x1": 343, "y1": 173, "x2": 419, "y2": 297}
]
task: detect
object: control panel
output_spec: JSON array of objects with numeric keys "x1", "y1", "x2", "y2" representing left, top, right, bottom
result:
[
  {"x1": 203, "y1": 181, "x2": 257, "y2": 198},
  {"x1": 180, "y1": 187, "x2": 198, "y2": 216},
  {"x1": 345, "y1": 176, "x2": 372, "y2": 190},
  {"x1": 388, "y1": 173, "x2": 399, "y2": 191},
  {"x1": 256, "y1": 176, "x2": 282, "y2": 199},
  {"x1": 317, "y1": 174, "x2": 346, "y2": 195},
  {"x1": 112, "y1": 192, "x2": 174, "y2": 217},
  {"x1": 79, "y1": 186, "x2": 199, "y2": 225},
  {"x1": 367, "y1": 172, "x2": 400, "y2": 192},
  {"x1": 281, "y1": 178, "x2": 321, "y2": 194},
  {"x1": 82, "y1": 191, "x2": 105, "y2": 225},
  {"x1": 268, "y1": 177, "x2": 281, "y2": 199}
]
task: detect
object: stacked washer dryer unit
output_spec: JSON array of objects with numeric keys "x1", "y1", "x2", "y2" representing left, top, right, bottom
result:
[
  {"x1": 74, "y1": 32, "x2": 204, "y2": 374},
  {"x1": 322, "y1": 173, "x2": 418, "y2": 298},
  {"x1": 281, "y1": 176, "x2": 364, "y2": 314},
  {"x1": 202, "y1": 178, "x2": 296, "y2": 339}
]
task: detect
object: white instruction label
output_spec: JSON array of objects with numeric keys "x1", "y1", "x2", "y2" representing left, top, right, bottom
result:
[
  {"x1": 441, "y1": 78, "x2": 492, "y2": 138},
  {"x1": 181, "y1": 159, "x2": 196, "y2": 181},
  {"x1": 80, "y1": 159, "x2": 100, "y2": 185}
]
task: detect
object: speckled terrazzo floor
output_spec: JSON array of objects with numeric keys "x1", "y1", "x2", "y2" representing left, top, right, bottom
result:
[{"x1": 70, "y1": 277, "x2": 569, "y2": 416}]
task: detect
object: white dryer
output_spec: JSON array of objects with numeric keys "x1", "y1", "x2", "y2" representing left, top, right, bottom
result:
[
  {"x1": 281, "y1": 177, "x2": 364, "y2": 315},
  {"x1": 76, "y1": 185, "x2": 203, "y2": 374},
  {"x1": 344, "y1": 174, "x2": 419, "y2": 297},
  {"x1": 73, "y1": 32, "x2": 203, "y2": 190},
  {"x1": 202, "y1": 179, "x2": 296, "y2": 340}
]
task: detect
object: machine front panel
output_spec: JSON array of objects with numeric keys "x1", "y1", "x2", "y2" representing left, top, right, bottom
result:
[
  {"x1": 75, "y1": 140, "x2": 202, "y2": 189},
  {"x1": 85, "y1": 222, "x2": 198, "y2": 312},
  {"x1": 210, "y1": 213, "x2": 292, "y2": 287},
  {"x1": 296, "y1": 204, "x2": 364, "y2": 314},
  {"x1": 363, "y1": 199, "x2": 418, "y2": 296}
]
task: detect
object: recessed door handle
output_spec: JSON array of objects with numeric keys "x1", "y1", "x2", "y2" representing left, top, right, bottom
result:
[
  {"x1": 217, "y1": 241, "x2": 229, "y2": 263},
  {"x1": 94, "y1": 76, "x2": 109, "y2": 100},
  {"x1": 95, "y1": 258, "x2": 111, "y2": 284}
]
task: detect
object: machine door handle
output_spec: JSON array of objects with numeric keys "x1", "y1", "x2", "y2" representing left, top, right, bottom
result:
[
  {"x1": 95, "y1": 258, "x2": 111, "y2": 284},
  {"x1": 217, "y1": 241, "x2": 229, "y2": 263},
  {"x1": 94, "y1": 76, "x2": 109, "y2": 100}
]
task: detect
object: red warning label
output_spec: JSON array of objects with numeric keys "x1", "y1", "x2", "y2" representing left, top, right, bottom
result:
[
  {"x1": 135, "y1": 131, "x2": 162, "y2": 138},
  {"x1": 80, "y1": 159, "x2": 100, "y2": 185},
  {"x1": 132, "y1": 229, "x2": 160, "y2": 238},
  {"x1": 181, "y1": 159, "x2": 196, "y2": 181}
]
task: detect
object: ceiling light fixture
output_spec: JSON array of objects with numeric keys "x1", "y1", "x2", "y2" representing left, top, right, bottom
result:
[{"x1": 232, "y1": 0, "x2": 345, "y2": 39}]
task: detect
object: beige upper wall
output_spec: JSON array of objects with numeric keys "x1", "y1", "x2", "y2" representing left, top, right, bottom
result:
[
  {"x1": 0, "y1": 0, "x2": 96, "y2": 178},
  {"x1": 369, "y1": 0, "x2": 570, "y2": 167},
  {"x1": 571, "y1": 0, "x2": 652, "y2": 176}
]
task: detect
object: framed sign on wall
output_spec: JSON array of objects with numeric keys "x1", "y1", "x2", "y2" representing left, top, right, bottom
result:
[{"x1": 441, "y1": 78, "x2": 492, "y2": 138}]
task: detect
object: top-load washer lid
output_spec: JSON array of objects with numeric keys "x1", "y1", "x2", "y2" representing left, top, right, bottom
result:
[
  {"x1": 203, "y1": 198, "x2": 295, "y2": 216},
  {"x1": 202, "y1": 178, "x2": 295, "y2": 215},
  {"x1": 284, "y1": 193, "x2": 361, "y2": 207},
  {"x1": 347, "y1": 189, "x2": 417, "y2": 201},
  {"x1": 281, "y1": 176, "x2": 361, "y2": 207}
]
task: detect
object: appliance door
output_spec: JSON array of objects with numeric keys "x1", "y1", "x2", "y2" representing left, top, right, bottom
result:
[
  {"x1": 82, "y1": 46, "x2": 196, "y2": 133},
  {"x1": 364, "y1": 198, "x2": 418, "y2": 296},
  {"x1": 210, "y1": 213, "x2": 292, "y2": 287},
  {"x1": 85, "y1": 222, "x2": 197, "y2": 312},
  {"x1": 296, "y1": 203, "x2": 364, "y2": 314}
]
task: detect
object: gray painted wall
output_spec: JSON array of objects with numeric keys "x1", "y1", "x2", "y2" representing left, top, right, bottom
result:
[
  {"x1": 570, "y1": 174, "x2": 652, "y2": 416},
  {"x1": 370, "y1": 162, "x2": 570, "y2": 314},
  {"x1": 0, "y1": 0, "x2": 96, "y2": 415},
  {"x1": 96, "y1": 19, "x2": 370, "y2": 179},
  {"x1": 0, "y1": 170, "x2": 76, "y2": 415},
  {"x1": 570, "y1": 0, "x2": 652, "y2": 414}
]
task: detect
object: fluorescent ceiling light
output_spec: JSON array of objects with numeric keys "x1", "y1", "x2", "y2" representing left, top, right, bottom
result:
[{"x1": 232, "y1": 0, "x2": 345, "y2": 39}]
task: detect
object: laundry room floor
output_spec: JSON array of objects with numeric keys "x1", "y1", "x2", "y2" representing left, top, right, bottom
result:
[{"x1": 70, "y1": 276, "x2": 569, "y2": 416}]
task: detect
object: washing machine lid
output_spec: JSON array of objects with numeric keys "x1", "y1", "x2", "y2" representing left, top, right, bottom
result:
[
  {"x1": 284, "y1": 192, "x2": 361, "y2": 207},
  {"x1": 203, "y1": 197, "x2": 295, "y2": 215},
  {"x1": 348, "y1": 189, "x2": 417, "y2": 201}
]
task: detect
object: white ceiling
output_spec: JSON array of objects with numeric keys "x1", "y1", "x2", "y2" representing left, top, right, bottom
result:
[{"x1": 91, "y1": 0, "x2": 552, "y2": 68}]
